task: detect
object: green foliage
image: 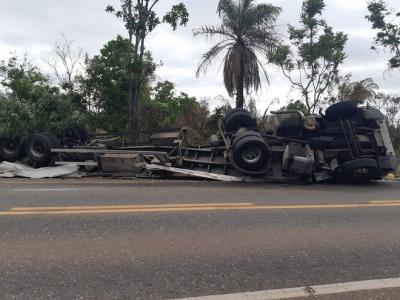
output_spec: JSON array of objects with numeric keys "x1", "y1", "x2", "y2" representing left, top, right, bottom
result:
[
  {"x1": 0, "y1": 46, "x2": 210, "y2": 143},
  {"x1": 140, "y1": 81, "x2": 210, "y2": 143},
  {"x1": 206, "y1": 100, "x2": 232, "y2": 135},
  {"x1": 366, "y1": 0, "x2": 400, "y2": 69},
  {"x1": 281, "y1": 100, "x2": 308, "y2": 114},
  {"x1": 375, "y1": 93, "x2": 400, "y2": 157},
  {"x1": 106, "y1": 1, "x2": 189, "y2": 36},
  {"x1": 141, "y1": 81, "x2": 202, "y2": 129},
  {"x1": 78, "y1": 36, "x2": 157, "y2": 133},
  {"x1": 0, "y1": 96, "x2": 31, "y2": 138},
  {"x1": 376, "y1": 93, "x2": 400, "y2": 126},
  {"x1": 270, "y1": 0, "x2": 348, "y2": 113},
  {"x1": 337, "y1": 77, "x2": 379, "y2": 105},
  {"x1": 194, "y1": 0, "x2": 281, "y2": 108},
  {"x1": 0, "y1": 56, "x2": 58, "y2": 103},
  {"x1": 79, "y1": 36, "x2": 131, "y2": 133},
  {"x1": 106, "y1": 1, "x2": 189, "y2": 141},
  {"x1": 163, "y1": 3, "x2": 189, "y2": 30},
  {"x1": 0, "y1": 56, "x2": 82, "y2": 138}
]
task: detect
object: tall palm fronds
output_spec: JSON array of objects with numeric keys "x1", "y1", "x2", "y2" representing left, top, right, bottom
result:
[
  {"x1": 194, "y1": 0, "x2": 281, "y2": 108},
  {"x1": 339, "y1": 77, "x2": 379, "y2": 104}
]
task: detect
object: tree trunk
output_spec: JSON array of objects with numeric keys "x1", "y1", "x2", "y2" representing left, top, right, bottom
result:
[
  {"x1": 128, "y1": 76, "x2": 137, "y2": 143},
  {"x1": 126, "y1": 0, "x2": 137, "y2": 144},
  {"x1": 236, "y1": 49, "x2": 245, "y2": 108},
  {"x1": 127, "y1": 0, "x2": 149, "y2": 145},
  {"x1": 130, "y1": 86, "x2": 140, "y2": 144}
]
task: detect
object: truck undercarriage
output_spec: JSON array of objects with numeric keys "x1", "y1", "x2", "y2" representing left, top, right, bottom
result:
[{"x1": 1, "y1": 101, "x2": 398, "y2": 183}]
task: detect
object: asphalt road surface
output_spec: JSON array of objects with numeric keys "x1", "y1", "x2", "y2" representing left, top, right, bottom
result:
[{"x1": 1, "y1": 178, "x2": 400, "y2": 299}]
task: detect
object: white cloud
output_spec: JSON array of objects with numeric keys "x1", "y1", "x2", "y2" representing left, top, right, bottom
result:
[
  {"x1": 0, "y1": 0, "x2": 399, "y2": 111},
  {"x1": 331, "y1": 0, "x2": 367, "y2": 11}
]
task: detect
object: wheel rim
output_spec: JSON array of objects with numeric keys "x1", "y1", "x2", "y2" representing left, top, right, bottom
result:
[
  {"x1": 242, "y1": 145, "x2": 262, "y2": 164},
  {"x1": 352, "y1": 167, "x2": 373, "y2": 179},
  {"x1": 30, "y1": 141, "x2": 45, "y2": 157},
  {"x1": 3, "y1": 140, "x2": 17, "y2": 155}
]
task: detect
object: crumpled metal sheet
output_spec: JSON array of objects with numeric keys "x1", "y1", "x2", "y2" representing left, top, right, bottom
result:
[{"x1": 0, "y1": 162, "x2": 79, "y2": 179}]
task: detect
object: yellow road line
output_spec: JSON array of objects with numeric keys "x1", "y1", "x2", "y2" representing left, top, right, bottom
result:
[
  {"x1": 10, "y1": 203, "x2": 253, "y2": 211},
  {"x1": 3, "y1": 202, "x2": 400, "y2": 216},
  {"x1": 369, "y1": 200, "x2": 400, "y2": 204}
]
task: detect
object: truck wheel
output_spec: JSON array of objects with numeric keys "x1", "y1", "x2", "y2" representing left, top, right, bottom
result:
[
  {"x1": 338, "y1": 158, "x2": 381, "y2": 181},
  {"x1": 223, "y1": 109, "x2": 255, "y2": 133},
  {"x1": 42, "y1": 133, "x2": 61, "y2": 148},
  {"x1": 73, "y1": 126, "x2": 87, "y2": 143},
  {"x1": 276, "y1": 115, "x2": 303, "y2": 137},
  {"x1": 325, "y1": 101, "x2": 358, "y2": 121},
  {"x1": 65, "y1": 126, "x2": 86, "y2": 144},
  {"x1": 24, "y1": 134, "x2": 54, "y2": 167},
  {"x1": 0, "y1": 137, "x2": 24, "y2": 162},
  {"x1": 229, "y1": 131, "x2": 270, "y2": 175}
]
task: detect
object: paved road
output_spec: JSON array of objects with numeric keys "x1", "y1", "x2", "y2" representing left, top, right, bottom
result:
[{"x1": 0, "y1": 178, "x2": 400, "y2": 299}]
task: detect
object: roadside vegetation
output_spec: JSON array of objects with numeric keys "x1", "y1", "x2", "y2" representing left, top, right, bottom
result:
[{"x1": 0, "y1": 0, "x2": 399, "y2": 160}]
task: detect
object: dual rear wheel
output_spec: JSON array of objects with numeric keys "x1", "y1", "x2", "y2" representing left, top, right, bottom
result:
[
  {"x1": 23, "y1": 133, "x2": 60, "y2": 167},
  {"x1": 229, "y1": 131, "x2": 270, "y2": 175},
  {"x1": 223, "y1": 109, "x2": 270, "y2": 175},
  {"x1": 0, "y1": 137, "x2": 24, "y2": 162},
  {"x1": 0, "y1": 125, "x2": 85, "y2": 167}
]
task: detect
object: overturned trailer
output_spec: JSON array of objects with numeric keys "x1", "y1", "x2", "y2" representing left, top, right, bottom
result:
[{"x1": 49, "y1": 101, "x2": 397, "y2": 183}]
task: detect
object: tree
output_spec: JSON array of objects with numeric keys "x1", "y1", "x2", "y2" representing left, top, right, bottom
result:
[
  {"x1": 44, "y1": 34, "x2": 85, "y2": 92},
  {"x1": 140, "y1": 80, "x2": 209, "y2": 143},
  {"x1": 270, "y1": 0, "x2": 348, "y2": 114},
  {"x1": 246, "y1": 97, "x2": 258, "y2": 118},
  {"x1": 0, "y1": 55, "x2": 57, "y2": 102},
  {"x1": 206, "y1": 96, "x2": 233, "y2": 132},
  {"x1": 337, "y1": 77, "x2": 379, "y2": 105},
  {"x1": 366, "y1": 0, "x2": 400, "y2": 69},
  {"x1": 194, "y1": 0, "x2": 281, "y2": 108},
  {"x1": 375, "y1": 93, "x2": 400, "y2": 157},
  {"x1": 0, "y1": 55, "x2": 82, "y2": 138},
  {"x1": 141, "y1": 80, "x2": 201, "y2": 129},
  {"x1": 106, "y1": 0, "x2": 189, "y2": 143},
  {"x1": 280, "y1": 100, "x2": 308, "y2": 114},
  {"x1": 79, "y1": 36, "x2": 156, "y2": 133},
  {"x1": 376, "y1": 92, "x2": 400, "y2": 127}
]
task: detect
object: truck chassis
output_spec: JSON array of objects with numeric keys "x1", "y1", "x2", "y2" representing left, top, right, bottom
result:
[{"x1": 48, "y1": 101, "x2": 398, "y2": 183}]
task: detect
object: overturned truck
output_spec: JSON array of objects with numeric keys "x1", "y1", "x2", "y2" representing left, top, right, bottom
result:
[
  {"x1": 2, "y1": 101, "x2": 397, "y2": 183},
  {"x1": 129, "y1": 101, "x2": 397, "y2": 183}
]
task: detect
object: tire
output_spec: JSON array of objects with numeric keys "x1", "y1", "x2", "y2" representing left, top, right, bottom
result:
[
  {"x1": 65, "y1": 126, "x2": 86, "y2": 143},
  {"x1": 325, "y1": 101, "x2": 358, "y2": 122},
  {"x1": 277, "y1": 115, "x2": 303, "y2": 137},
  {"x1": 42, "y1": 132, "x2": 61, "y2": 148},
  {"x1": 0, "y1": 137, "x2": 24, "y2": 162},
  {"x1": 223, "y1": 109, "x2": 255, "y2": 133},
  {"x1": 73, "y1": 126, "x2": 87, "y2": 143},
  {"x1": 337, "y1": 158, "x2": 381, "y2": 182},
  {"x1": 24, "y1": 134, "x2": 54, "y2": 167},
  {"x1": 229, "y1": 131, "x2": 270, "y2": 175},
  {"x1": 0, "y1": 137, "x2": 4, "y2": 162}
]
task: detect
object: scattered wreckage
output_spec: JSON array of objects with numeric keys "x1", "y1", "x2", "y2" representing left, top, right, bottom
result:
[{"x1": 0, "y1": 101, "x2": 397, "y2": 182}]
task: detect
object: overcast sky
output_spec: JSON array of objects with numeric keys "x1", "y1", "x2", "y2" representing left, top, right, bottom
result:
[{"x1": 0, "y1": 0, "x2": 399, "y2": 111}]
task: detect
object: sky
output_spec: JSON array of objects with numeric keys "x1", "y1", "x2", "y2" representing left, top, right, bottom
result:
[{"x1": 0, "y1": 0, "x2": 399, "y2": 112}]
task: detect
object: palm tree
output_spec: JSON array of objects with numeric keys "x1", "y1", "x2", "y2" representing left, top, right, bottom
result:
[
  {"x1": 194, "y1": 0, "x2": 281, "y2": 108},
  {"x1": 339, "y1": 78, "x2": 379, "y2": 105}
]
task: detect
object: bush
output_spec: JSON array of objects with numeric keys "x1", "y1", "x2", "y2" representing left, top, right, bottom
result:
[
  {"x1": 0, "y1": 56, "x2": 85, "y2": 138},
  {"x1": 0, "y1": 96, "x2": 31, "y2": 138},
  {"x1": 0, "y1": 94, "x2": 84, "y2": 138}
]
